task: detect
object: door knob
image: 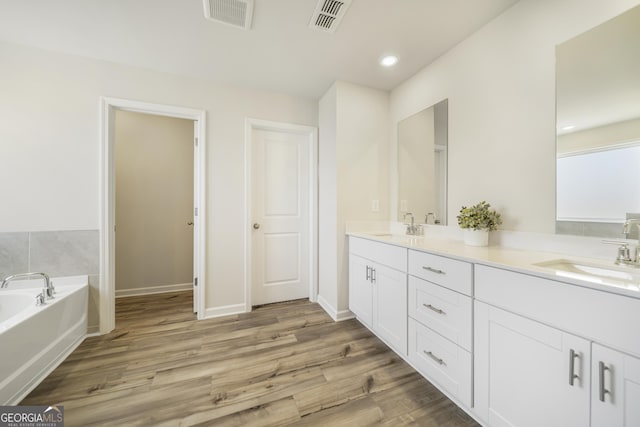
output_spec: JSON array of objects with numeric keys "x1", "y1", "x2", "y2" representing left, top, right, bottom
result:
[
  {"x1": 187, "y1": 222, "x2": 194, "y2": 226},
  {"x1": 253, "y1": 223, "x2": 261, "y2": 230}
]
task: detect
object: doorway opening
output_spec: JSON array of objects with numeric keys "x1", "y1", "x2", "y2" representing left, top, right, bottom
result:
[
  {"x1": 100, "y1": 97, "x2": 206, "y2": 334},
  {"x1": 114, "y1": 111, "x2": 194, "y2": 306}
]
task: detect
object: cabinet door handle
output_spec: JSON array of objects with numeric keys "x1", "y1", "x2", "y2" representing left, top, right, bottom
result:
[
  {"x1": 371, "y1": 268, "x2": 376, "y2": 283},
  {"x1": 422, "y1": 266, "x2": 445, "y2": 275},
  {"x1": 423, "y1": 303, "x2": 446, "y2": 315},
  {"x1": 569, "y1": 349, "x2": 579, "y2": 386},
  {"x1": 423, "y1": 350, "x2": 446, "y2": 366},
  {"x1": 599, "y1": 361, "x2": 611, "y2": 402},
  {"x1": 366, "y1": 266, "x2": 371, "y2": 281}
]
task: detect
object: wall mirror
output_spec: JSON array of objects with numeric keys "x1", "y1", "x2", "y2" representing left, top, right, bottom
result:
[
  {"x1": 397, "y1": 99, "x2": 448, "y2": 225},
  {"x1": 556, "y1": 4, "x2": 640, "y2": 238}
]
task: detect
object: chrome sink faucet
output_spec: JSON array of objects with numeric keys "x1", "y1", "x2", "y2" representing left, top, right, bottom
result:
[
  {"x1": 403, "y1": 212, "x2": 422, "y2": 235},
  {"x1": 612, "y1": 219, "x2": 640, "y2": 266},
  {"x1": 1, "y1": 272, "x2": 55, "y2": 298}
]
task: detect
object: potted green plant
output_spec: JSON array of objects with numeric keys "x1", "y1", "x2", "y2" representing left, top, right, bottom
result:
[{"x1": 456, "y1": 201, "x2": 502, "y2": 246}]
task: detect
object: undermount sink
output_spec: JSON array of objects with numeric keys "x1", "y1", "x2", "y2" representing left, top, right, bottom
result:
[{"x1": 534, "y1": 258, "x2": 640, "y2": 291}]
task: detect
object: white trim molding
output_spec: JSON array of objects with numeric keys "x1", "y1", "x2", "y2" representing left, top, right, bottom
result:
[
  {"x1": 115, "y1": 283, "x2": 193, "y2": 298},
  {"x1": 204, "y1": 304, "x2": 247, "y2": 319},
  {"x1": 317, "y1": 295, "x2": 355, "y2": 322},
  {"x1": 244, "y1": 118, "x2": 319, "y2": 313},
  {"x1": 99, "y1": 97, "x2": 207, "y2": 334}
]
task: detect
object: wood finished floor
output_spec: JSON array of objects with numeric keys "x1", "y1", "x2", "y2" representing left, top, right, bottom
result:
[{"x1": 22, "y1": 292, "x2": 479, "y2": 426}]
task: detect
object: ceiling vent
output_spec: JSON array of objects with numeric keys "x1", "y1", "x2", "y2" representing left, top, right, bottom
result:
[
  {"x1": 309, "y1": 0, "x2": 352, "y2": 33},
  {"x1": 203, "y1": 0, "x2": 254, "y2": 30}
]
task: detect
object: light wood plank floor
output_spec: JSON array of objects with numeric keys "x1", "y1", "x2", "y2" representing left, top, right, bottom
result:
[{"x1": 22, "y1": 292, "x2": 479, "y2": 426}]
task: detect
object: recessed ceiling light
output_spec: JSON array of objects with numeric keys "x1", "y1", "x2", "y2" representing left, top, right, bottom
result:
[{"x1": 380, "y1": 55, "x2": 398, "y2": 67}]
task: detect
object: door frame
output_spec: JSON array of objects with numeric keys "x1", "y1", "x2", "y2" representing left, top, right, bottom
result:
[
  {"x1": 244, "y1": 118, "x2": 318, "y2": 311},
  {"x1": 99, "y1": 97, "x2": 207, "y2": 334}
]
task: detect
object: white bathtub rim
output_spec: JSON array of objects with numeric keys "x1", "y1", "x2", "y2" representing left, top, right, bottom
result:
[
  {"x1": 0, "y1": 276, "x2": 88, "y2": 333},
  {"x1": 1, "y1": 312, "x2": 87, "y2": 405}
]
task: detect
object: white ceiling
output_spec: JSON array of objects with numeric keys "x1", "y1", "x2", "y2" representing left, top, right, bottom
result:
[{"x1": 0, "y1": 0, "x2": 519, "y2": 99}]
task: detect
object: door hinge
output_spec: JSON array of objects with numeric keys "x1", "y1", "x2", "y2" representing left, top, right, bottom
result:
[
  {"x1": 194, "y1": 277, "x2": 198, "y2": 287},
  {"x1": 194, "y1": 137, "x2": 198, "y2": 147},
  {"x1": 194, "y1": 207, "x2": 198, "y2": 216}
]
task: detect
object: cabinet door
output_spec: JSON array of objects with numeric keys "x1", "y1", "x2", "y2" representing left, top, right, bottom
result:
[
  {"x1": 348, "y1": 254, "x2": 373, "y2": 327},
  {"x1": 372, "y1": 262, "x2": 407, "y2": 354},
  {"x1": 474, "y1": 302, "x2": 590, "y2": 427},
  {"x1": 591, "y1": 344, "x2": 640, "y2": 427}
]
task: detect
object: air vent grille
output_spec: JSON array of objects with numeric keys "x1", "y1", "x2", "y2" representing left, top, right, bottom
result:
[
  {"x1": 203, "y1": 0, "x2": 254, "y2": 30},
  {"x1": 309, "y1": 0, "x2": 352, "y2": 33}
]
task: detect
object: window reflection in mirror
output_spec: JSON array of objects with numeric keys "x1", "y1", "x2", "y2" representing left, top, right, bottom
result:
[
  {"x1": 397, "y1": 99, "x2": 448, "y2": 225},
  {"x1": 556, "y1": 4, "x2": 640, "y2": 238}
]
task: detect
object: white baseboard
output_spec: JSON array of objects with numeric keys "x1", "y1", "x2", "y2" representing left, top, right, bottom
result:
[
  {"x1": 317, "y1": 295, "x2": 355, "y2": 322},
  {"x1": 115, "y1": 282, "x2": 192, "y2": 298},
  {"x1": 203, "y1": 303, "x2": 246, "y2": 319},
  {"x1": 86, "y1": 325, "x2": 100, "y2": 336}
]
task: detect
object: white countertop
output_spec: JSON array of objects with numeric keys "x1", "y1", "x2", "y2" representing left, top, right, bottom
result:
[{"x1": 347, "y1": 232, "x2": 640, "y2": 299}]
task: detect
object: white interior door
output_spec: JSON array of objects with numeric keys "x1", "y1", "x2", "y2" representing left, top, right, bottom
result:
[{"x1": 251, "y1": 128, "x2": 310, "y2": 306}]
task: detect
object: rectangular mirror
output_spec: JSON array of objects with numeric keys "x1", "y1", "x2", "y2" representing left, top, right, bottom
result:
[
  {"x1": 556, "y1": 5, "x2": 640, "y2": 238},
  {"x1": 397, "y1": 99, "x2": 448, "y2": 225}
]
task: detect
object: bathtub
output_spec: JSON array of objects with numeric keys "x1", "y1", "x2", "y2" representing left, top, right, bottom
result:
[{"x1": 0, "y1": 275, "x2": 88, "y2": 405}]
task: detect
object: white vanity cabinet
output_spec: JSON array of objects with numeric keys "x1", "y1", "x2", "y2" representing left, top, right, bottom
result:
[
  {"x1": 474, "y1": 264, "x2": 640, "y2": 427},
  {"x1": 591, "y1": 344, "x2": 640, "y2": 427},
  {"x1": 348, "y1": 237, "x2": 408, "y2": 354},
  {"x1": 407, "y1": 249, "x2": 474, "y2": 407},
  {"x1": 474, "y1": 301, "x2": 591, "y2": 427}
]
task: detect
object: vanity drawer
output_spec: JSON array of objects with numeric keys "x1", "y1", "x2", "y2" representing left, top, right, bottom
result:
[
  {"x1": 408, "y1": 318, "x2": 472, "y2": 408},
  {"x1": 349, "y1": 236, "x2": 407, "y2": 272},
  {"x1": 408, "y1": 250, "x2": 472, "y2": 295},
  {"x1": 408, "y1": 276, "x2": 472, "y2": 351}
]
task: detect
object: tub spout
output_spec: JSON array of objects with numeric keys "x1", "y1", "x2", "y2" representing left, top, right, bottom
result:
[{"x1": 1, "y1": 272, "x2": 55, "y2": 298}]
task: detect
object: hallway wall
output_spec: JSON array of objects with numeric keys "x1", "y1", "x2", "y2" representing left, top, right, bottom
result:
[{"x1": 115, "y1": 111, "x2": 194, "y2": 297}]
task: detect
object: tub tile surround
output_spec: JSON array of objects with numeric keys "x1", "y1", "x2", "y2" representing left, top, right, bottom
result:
[
  {"x1": 0, "y1": 230, "x2": 100, "y2": 332},
  {"x1": 0, "y1": 230, "x2": 99, "y2": 277},
  {"x1": 29, "y1": 230, "x2": 99, "y2": 277},
  {"x1": 0, "y1": 232, "x2": 29, "y2": 280}
]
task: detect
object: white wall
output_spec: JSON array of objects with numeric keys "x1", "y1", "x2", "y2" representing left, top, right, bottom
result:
[
  {"x1": 389, "y1": 0, "x2": 640, "y2": 233},
  {"x1": 319, "y1": 81, "x2": 390, "y2": 317},
  {"x1": 0, "y1": 41, "x2": 317, "y2": 318},
  {"x1": 318, "y1": 83, "x2": 338, "y2": 312},
  {"x1": 115, "y1": 111, "x2": 194, "y2": 294}
]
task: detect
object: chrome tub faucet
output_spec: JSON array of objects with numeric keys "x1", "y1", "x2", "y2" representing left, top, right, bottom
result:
[{"x1": 1, "y1": 272, "x2": 55, "y2": 298}]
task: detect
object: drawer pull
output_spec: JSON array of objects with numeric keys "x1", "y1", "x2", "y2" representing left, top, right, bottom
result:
[
  {"x1": 423, "y1": 350, "x2": 446, "y2": 366},
  {"x1": 599, "y1": 361, "x2": 611, "y2": 402},
  {"x1": 569, "y1": 349, "x2": 579, "y2": 386},
  {"x1": 422, "y1": 266, "x2": 445, "y2": 275},
  {"x1": 423, "y1": 303, "x2": 446, "y2": 315}
]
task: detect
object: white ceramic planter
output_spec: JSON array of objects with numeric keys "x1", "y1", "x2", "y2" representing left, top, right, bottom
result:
[{"x1": 463, "y1": 229, "x2": 489, "y2": 247}]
